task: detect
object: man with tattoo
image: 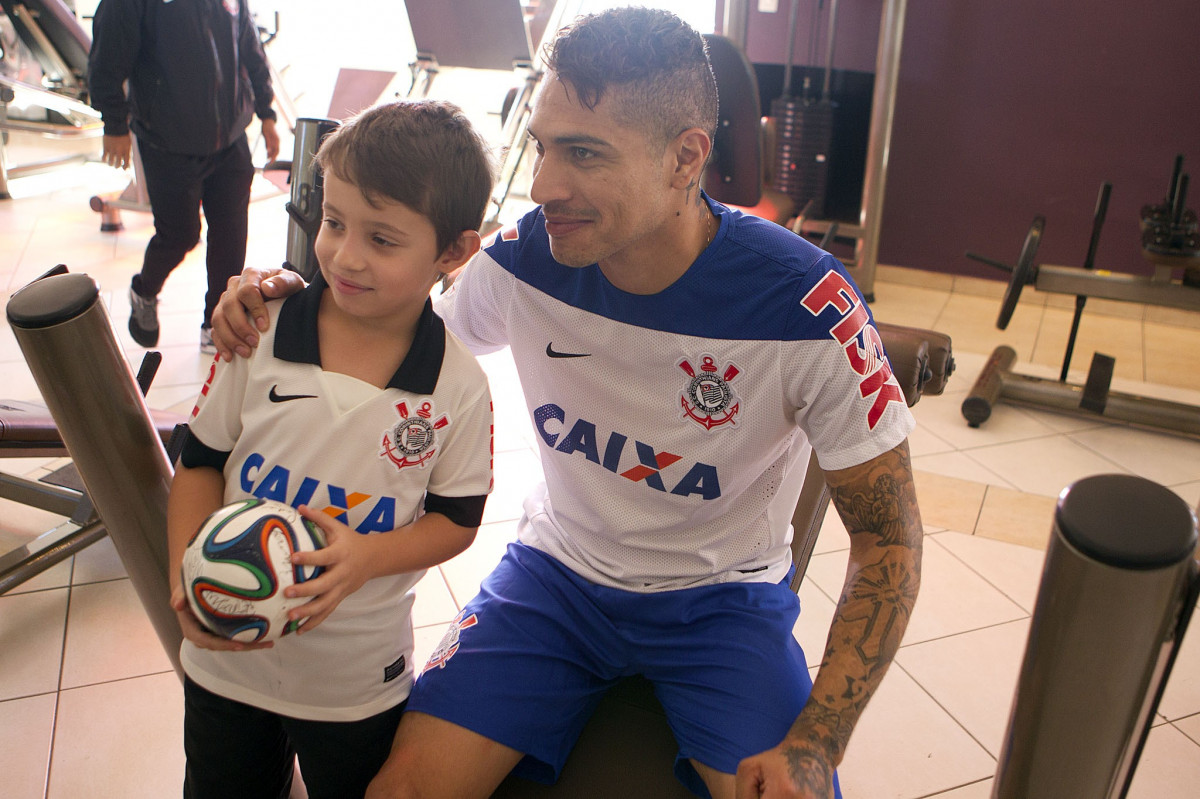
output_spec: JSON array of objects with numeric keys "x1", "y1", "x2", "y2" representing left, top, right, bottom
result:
[{"x1": 208, "y1": 8, "x2": 922, "y2": 798}]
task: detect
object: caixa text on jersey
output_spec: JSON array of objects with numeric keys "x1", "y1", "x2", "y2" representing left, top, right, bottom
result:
[{"x1": 533, "y1": 403, "x2": 721, "y2": 500}]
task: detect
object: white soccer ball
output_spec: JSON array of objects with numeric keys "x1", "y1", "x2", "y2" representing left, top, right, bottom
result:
[{"x1": 181, "y1": 498, "x2": 326, "y2": 642}]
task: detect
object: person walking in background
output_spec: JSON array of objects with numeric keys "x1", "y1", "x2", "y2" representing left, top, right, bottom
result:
[{"x1": 88, "y1": 0, "x2": 280, "y2": 352}]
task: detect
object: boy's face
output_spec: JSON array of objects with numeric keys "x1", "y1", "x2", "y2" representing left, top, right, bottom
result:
[
  {"x1": 526, "y1": 76, "x2": 677, "y2": 271},
  {"x1": 314, "y1": 172, "x2": 450, "y2": 324}
]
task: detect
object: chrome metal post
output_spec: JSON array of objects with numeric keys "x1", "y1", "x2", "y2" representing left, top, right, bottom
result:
[
  {"x1": 6, "y1": 273, "x2": 183, "y2": 678},
  {"x1": 0, "y1": 81, "x2": 13, "y2": 200},
  {"x1": 284, "y1": 117, "x2": 340, "y2": 280},
  {"x1": 853, "y1": 0, "x2": 907, "y2": 300},
  {"x1": 721, "y1": 0, "x2": 751, "y2": 52},
  {"x1": 992, "y1": 474, "x2": 1198, "y2": 798}
]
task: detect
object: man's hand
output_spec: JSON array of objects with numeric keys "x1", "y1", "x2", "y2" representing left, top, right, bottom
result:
[
  {"x1": 101, "y1": 133, "x2": 132, "y2": 169},
  {"x1": 736, "y1": 733, "x2": 836, "y2": 798},
  {"x1": 209, "y1": 267, "x2": 306, "y2": 360},
  {"x1": 261, "y1": 117, "x2": 281, "y2": 162}
]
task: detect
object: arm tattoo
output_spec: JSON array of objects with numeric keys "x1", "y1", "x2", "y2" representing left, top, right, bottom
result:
[
  {"x1": 788, "y1": 442, "x2": 923, "y2": 766},
  {"x1": 782, "y1": 742, "x2": 834, "y2": 794}
]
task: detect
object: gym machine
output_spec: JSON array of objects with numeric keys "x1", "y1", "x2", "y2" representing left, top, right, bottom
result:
[
  {"x1": 721, "y1": 0, "x2": 909, "y2": 302},
  {"x1": 0, "y1": 0, "x2": 101, "y2": 199},
  {"x1": 280, "y1": 116, "x2": 338, "y2": 280},
  {"x1": 771, "y1": 0, "x2": 838, "y2": 220},
  {"x1": 700, "y1": 32, "x2": 764, "y2": 209},
  {"x1": 401, "y1": 0, "x2": 571, "y2": 233},
  {"x1": 4, "y1": 265, "x2": 185, "y2": 677},
  {"x1": 962, "y1": 156, "x2": 1200, "y2": 439},
  {"x1": 992, "y1": 474, "x2": 1198, "y2": 797}
]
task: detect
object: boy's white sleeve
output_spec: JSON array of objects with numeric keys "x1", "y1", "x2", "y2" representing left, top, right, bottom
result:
[
  {"x1": 188, "y1": 348, "x2": 253, "y2": 453},
  {"x1": 426, "y1": 373, "x2": 494, "y2": 501}
]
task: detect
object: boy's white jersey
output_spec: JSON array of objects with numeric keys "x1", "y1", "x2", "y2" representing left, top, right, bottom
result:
[
  {"x1": 436, "y1": 199, "x2": 914, "y2": 592},
  {"x1": 183, "y1": 283, "x2": 493, "y2": 721}
]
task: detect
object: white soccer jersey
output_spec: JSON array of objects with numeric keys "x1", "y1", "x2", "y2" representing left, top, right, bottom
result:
[
  {"x1": 435, "y1": 198, "x2": 913, "y2": 592},
  {"x1": 182, "y1": 278, "x2": 493, "y2": 721}
]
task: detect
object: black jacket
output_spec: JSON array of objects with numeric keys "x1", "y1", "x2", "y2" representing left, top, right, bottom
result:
[{"x1": 88, "y1": 0, "x2": 275, "y2": 156}]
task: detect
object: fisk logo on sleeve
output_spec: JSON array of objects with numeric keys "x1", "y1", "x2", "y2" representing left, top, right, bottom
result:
[{"x1": 800, "y1": 271, "x2": 905, "y2": 429}]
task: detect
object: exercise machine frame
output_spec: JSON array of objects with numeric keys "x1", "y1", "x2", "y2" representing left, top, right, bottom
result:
[{"x1": 962, "y1": 161, "x2": 1200, "y2": 439}]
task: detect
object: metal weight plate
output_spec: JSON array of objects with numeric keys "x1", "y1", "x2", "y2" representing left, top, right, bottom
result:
[{"x1": 997, "y1": 216, "x2": 1044, "y2": 330}]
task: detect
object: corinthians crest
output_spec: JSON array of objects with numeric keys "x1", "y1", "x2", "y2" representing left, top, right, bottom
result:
[
  {"x1": 423, "y1": 609, "x2": 477, "y2": 672},
  {"x1": 679, "y1": 355, "x2": 741, "y2": 430},
  {"x1": 381, "y1": 400, "x2": 449, "y2": 471}
]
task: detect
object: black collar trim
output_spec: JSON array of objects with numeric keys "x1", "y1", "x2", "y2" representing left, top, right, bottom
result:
[{"x1": 274, "y1": 272, "x2": 445, "y2": 393}]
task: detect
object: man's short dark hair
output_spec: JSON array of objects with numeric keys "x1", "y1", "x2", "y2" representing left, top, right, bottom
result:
[
  {"x1": 544, "y1": 7, "x2": 719, "y2": 153},
  {"x1": 315, "y1": 100, "x2": 495, "y2": 255}
]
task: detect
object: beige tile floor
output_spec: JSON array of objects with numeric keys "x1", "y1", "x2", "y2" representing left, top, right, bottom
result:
[{"x1": 2, "y1": 164, "x2": 1200, "y2": 798}]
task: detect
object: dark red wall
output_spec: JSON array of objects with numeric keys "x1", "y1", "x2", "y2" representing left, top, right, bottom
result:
[{"x1": 723, "y1": 0, "x2": 1200, "y2": 279}]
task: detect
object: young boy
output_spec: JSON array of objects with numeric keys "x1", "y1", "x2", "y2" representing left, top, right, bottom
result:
[{"x1": 166, "y1": 100, "x2": 495, "y2": 799}]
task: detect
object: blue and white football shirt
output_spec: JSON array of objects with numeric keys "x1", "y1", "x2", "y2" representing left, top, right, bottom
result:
[{"x1": 436, "y1": 197, "x2": 913, "y2": 591}]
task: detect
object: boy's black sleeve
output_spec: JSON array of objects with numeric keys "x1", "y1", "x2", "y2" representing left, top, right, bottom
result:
[
  {"x1": 179, "y1": 428, "x2": 231, "y2": 472},
  {"x1": 423, "y1": 492, "x2": 487, "y2": 529}
]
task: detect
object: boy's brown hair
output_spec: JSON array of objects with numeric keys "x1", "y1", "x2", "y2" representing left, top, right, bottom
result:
[{"x1": 315, "y1": 100, "x2": 494, "y2": 254}]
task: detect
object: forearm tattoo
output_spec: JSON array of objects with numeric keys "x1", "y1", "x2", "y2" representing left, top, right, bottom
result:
[
  {"x1": 790, "y1": 443, "x2": 923, "y2": 766},
  {"x1": 782, "y1": 743, "x2": 834, "y2": 794}
]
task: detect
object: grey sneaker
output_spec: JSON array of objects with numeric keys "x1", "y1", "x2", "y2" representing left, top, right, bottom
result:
[
  {"x1": 128, "y1": 286, "x2": 159, "y2": 347},
  {"x1": 200, "y1": 325, "x2": 216, "y2": 355}
]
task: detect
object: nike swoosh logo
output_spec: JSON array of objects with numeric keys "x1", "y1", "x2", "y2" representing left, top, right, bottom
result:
[
  {"x1": 545, "y1": 343, "x2": 590, "y2": 359},
  {"x1": 269, "y1": 385, "x2": 318, "y2": 403}
]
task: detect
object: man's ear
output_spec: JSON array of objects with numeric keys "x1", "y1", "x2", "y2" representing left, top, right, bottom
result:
[
  {"x1": 668, "y1": 127, "x2": 713, "y2": 190},
  {"x1": 437, "y1": 230, "x2": 483, "y2": 273}
]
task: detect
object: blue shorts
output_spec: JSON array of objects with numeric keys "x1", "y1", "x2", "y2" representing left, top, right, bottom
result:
[{"x1": 409, "y1": 543, "x2": 841, "y2": 797}]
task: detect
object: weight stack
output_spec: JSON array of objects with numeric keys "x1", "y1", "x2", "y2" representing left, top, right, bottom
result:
[{"x1": 771, "y1": 95, "x2": 833, "y2": 218}]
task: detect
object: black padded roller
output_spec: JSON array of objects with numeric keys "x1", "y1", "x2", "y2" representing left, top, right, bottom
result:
[
  {"x1": 6, "y1": 272, "x2": 99, "y2": 329},
  {"x1": 1057, "y1": 474, "x2": 1197, "y2": 570}
]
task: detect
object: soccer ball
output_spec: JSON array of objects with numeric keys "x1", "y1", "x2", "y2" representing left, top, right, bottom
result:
[{"x1": 182, "y1": 498, "x2": 326, "y2": 643}]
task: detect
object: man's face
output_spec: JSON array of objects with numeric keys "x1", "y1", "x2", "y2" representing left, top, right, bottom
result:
[{"x1": 526, "y1": 77, "x2": 675, "y2": 270}]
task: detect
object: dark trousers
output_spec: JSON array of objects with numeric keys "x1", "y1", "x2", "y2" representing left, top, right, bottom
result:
[
  {"x1": 183, "y1": 677, "x2": 406, "y2": 799},
  {"x1": 136, "y1": 135, "x2": 255, "y2": 325}
]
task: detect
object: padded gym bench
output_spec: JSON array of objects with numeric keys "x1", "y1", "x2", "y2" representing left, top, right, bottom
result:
[{"x1": 0, "y1": 393, "x2": 185, "y2": 595}]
